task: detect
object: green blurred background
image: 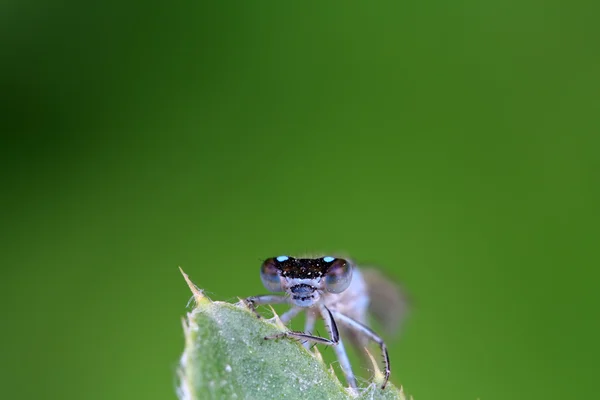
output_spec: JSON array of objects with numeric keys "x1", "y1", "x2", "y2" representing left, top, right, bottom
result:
[{"x1": 1, "y1": 1, "x2": 598, "y2": 399}]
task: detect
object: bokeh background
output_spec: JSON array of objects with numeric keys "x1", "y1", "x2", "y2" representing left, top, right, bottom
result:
[{"x1": 1, "y1": 1, "x2": 599, "y2": 400}]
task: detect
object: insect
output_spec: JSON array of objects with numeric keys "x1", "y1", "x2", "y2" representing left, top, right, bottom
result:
[{"x1": 245, "y1": 255, "x2": 407, "y2": 390}]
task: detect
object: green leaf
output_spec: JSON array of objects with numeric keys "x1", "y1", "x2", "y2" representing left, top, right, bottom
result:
[{"x1": 177, "y1": 268, "x2": 409, "y2": 400}]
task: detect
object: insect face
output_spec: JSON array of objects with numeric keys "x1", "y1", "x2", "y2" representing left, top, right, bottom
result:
[{"x1": 259, "y1": 256, "x2": 353, "y2": 307}]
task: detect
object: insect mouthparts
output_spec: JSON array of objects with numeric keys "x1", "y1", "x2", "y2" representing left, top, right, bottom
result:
[{"x1": 290, "y1": 283, "x2": 316, "y2": 295}]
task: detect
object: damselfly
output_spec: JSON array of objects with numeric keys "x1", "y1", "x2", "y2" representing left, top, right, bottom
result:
[{"x1": 245, "y1": 255, "x2": 407, "y2": 390}]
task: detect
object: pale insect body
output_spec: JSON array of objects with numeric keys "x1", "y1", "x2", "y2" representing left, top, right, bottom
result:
[{"x1": 245, "y1": 255, "x2": 403, "y2": 390}]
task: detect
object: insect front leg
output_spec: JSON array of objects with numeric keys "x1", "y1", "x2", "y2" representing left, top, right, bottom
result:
[
  {"x1": 278, "y1": 306, "x2": 304, "y2": 324},
  {"x1": 330, "y1": 310, "x2": 391, "y2": 389},
  {"x1": 319, "y1": 305, "x2": 358, "y2": 389},
  {"x1": 264, "y1": 305, "x2": 340, "y2": 347},
  {"x1": 302, "y1": 310, "x2": 317, "y2": 349},
  {"x1": 244, "y1": 294, "x2": 288, "y2": 318}
]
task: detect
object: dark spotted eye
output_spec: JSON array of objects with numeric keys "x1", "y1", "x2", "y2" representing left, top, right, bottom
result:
[
  {"x1": 324, "y1": 258, "x2": 352, "y2": 293},
  {"x1": 260, "y1": 257, "x2": 283, "y2": 292}
]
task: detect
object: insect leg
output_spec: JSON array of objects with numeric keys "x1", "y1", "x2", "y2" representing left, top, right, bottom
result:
[
  {"x1": 279, "y1": 306, "x2": 303, "y2": 324},
  {"x1": 330, "y1": 310, "x2": 391, "y2": 389},
  {"x1": 264, "y1": 331, "x2": 336, "y2": 345},
  {"x1": 264, "y1": 306, "x2": 339, "y2": 348},
  {"x1": 302, "y1": 311, "x2": 317, "y2": 349},
  {"x1": 319, "y1": 305, "x2": 358, "y2": 389},
  {"x1": 244, "y1": 295, "x2": 288, "y2": 318}
]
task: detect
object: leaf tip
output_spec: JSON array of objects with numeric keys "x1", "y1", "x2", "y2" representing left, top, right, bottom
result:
[
  {"x1": 312, "y1": 344, "x2": 324, "y2": 364},
  {"x1": 266, "y1": 305, "x2": 288, "y2": 330},
  {"x1": 179, "y1": 267, "x2": 210, "y2": 305},
  {"x1": 364, "y1": 347, "x2": 386, "y2": 388}
]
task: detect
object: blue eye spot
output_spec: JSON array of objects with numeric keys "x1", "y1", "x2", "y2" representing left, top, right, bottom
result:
[
  {"x1": 323, "y1": 256, "x2": 335, "y2": 262},
  {"x1": 276, "y1": 255, "x2": 289, "y2": 262}
]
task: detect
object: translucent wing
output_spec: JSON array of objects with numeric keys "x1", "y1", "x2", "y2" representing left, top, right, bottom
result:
[
  {"x1": 339, "y1": 266, "x2": 410, "y2": 367},
  {"x1": 361, "y1": 268, "x2": 410, "y2": 337}
]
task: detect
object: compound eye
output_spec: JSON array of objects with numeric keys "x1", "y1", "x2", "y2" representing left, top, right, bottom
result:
[
  {"x1": 324, "y1": 258, "x2": 352, "y2": 293},
  {"x1": 260, "y1": 258, "x2": 283, "y2": 292}
]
